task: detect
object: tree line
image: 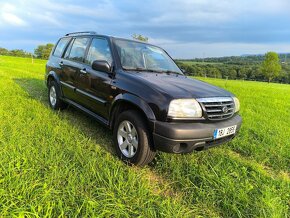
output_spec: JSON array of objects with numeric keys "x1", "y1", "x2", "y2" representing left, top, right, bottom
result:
[
  {"x1": 0, "y1": 47, "x2": 33, "y2": 58},
  {"x1": 0, "y1": 43, "x2": 54, "y2": 59},
  {"x1": 184, "y1": 53, "x2": 290, "y2": 65},
  {"x1": 176, "y1": 52, "x2": 289, "y2": 84}
]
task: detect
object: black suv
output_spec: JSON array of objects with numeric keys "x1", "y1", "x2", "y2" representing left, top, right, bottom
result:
[{"x1": 45, "y1": 31, "x2": 242, "y2": 166}]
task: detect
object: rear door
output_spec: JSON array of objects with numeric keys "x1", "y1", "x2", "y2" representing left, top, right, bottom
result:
[
  {"x1": 75, "y1": 37, "x2": 113, "y2": 119},
  {"x1": 48, "y1": 37, "x2": 71, "y2": 95},
  {"x1": 60, "y1": 37, "x2": 91, "y2": 103}
]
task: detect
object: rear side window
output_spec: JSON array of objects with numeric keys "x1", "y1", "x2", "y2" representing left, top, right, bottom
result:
[
  {"x1": 53, "y1": 38, "x2": 70, "y2": 57},
  {"x1": 85, "y1": 38, "x2": 112, "y2": 65},
  {"x1": 67, "y1": 37, "x2": 90, "y2": 62},
  {"x1": 64, "y1": 38, "x2": 74, "y2": 59}
]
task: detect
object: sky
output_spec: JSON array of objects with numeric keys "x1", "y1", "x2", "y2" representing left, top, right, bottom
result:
[{"x1": 0, "y1": 0, "x2": 290, "y2": 58}]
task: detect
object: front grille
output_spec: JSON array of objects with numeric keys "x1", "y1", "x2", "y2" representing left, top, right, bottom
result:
[{"x1": 197, "y1": 97, "x2": 235, "y2": 120}]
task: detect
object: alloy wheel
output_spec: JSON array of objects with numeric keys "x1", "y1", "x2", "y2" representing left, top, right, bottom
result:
[{"x1": 117, "y1": 120, "x2": 138, "y2": 158}]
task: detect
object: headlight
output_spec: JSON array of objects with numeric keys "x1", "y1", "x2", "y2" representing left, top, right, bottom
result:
[
  {"x1": 233, "y1": 97, "x2": 240, "y2": 113},
  {"x1": 168, "y1": 99, "x2": 202, "y2": 118}
]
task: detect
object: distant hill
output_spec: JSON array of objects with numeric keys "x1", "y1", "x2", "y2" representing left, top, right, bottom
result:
[
  {"x1": 177, "y1": 53, "x2": 290, "y2": 65},
  {"x1": 176, "y1": 53, "x2": 290, "y2": 84}
]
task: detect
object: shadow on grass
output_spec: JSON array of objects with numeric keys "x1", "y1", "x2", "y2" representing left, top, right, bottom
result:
[
  {"x1": 13, "y1": 78, "x2": 166, "y2": 166},
  {"x1": 14, "y1": 78, "x2": 115, "y2": 154}
]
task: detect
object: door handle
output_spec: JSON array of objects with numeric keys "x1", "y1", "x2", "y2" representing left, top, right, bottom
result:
[
  {"x1": 80, "y1": 69, "x2": 87, "y2": 74},
  {"x1": 59, "y1": 61, "x2": 64, "y2": 66}
]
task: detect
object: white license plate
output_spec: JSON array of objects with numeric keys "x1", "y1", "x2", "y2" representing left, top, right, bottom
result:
[{"x1": 213, "y1": 125, "x2": 237, "y2": 139}]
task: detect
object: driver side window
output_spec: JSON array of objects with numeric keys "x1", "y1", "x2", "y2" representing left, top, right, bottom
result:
[{"x1": 85, "y1": 38, "x2": 112, "y2": 66}]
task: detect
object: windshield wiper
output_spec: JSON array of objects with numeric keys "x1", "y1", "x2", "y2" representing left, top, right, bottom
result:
[
  {"x1": 123, "y1": 67, "x2": 145, "y2": 71},
  {"x1": 123, "y1": 67, "x2": 182, "y2": 75},
  {"x1": 123, "y1": 67, "x2": 162, "y2": 73},
  {"x1": 161, "y1": 70, "x2": 183, "y2": 75}
]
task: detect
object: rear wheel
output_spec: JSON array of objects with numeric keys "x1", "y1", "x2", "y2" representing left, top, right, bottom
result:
[
  {"x1": 113, "y1": 110, "x2": 156, "y2": 166},
  {"x1": 48, "y1": 80, "x2": 67, "y2": 110}
]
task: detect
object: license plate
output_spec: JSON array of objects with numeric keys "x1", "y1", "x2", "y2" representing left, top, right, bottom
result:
[{"x1": 213, "y1": 125, "x2": 237, "y2": 139}]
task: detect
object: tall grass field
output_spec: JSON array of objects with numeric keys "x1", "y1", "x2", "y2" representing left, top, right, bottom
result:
[{"x1": 0, "y1": 55, "x2": 289, "y2": 217}]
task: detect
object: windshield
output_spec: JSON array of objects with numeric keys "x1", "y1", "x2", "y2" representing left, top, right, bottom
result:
[{"x1": 114, "y1": 39, "x2": 182, "y2": 74}]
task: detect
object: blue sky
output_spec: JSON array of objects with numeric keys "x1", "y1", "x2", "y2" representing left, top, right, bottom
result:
[{"x1": 0, "y1": 0, "x2": 290, "y2": 58}]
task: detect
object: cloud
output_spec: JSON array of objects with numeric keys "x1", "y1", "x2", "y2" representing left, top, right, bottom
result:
[
  {"x1": 0, "y1": 0, "x2": 289, "y2": 57},
  {"x1": 1, "y1": 12, "x2": 27, "y2": 26},
  {"x1": 160, "y1": 41, "x2": 290, "y2": 58},
  {"x1": 0, "y1": 3, "x2": 26, "y2": 27}
]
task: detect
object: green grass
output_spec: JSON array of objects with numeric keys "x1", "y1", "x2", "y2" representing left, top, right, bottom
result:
[{"x1": 0, "y1": 55, "x2": 289, "y2": 217}]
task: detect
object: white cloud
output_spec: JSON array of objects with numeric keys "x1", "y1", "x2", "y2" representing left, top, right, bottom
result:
[
  {"x1": 149, "y1": 0, "x2": 233, "y2": 25},
  {"x1": 2, "y1": 3, "x2": 16, "y2": 12},
  {"x1": 0, "y1": 2, "x2": 26, "y2": 27},
  {"x1": 0, "y1": 0, "x2": 122, "y2": 29},
  {"x1": 1, "y1": 12, "x2": 27, "y2": 26},
  {"x1": 30, "y1": 0, "x2": 120, "y2": 19},
  {"x1": 28, "y1": 12, "x2": 62, "y2": 27},
  {"x1": 147, "y1": 0, "x2": 290, "y2": 27}
]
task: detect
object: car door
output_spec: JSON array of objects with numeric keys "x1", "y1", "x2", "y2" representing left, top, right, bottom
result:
[
  {"x1": 60, "y1": 37, "x2": 91, "y2": 103},
  {"x1": 74, "y1": 37, "x2": 113, "y2": 119},
  {"x1": 49, "y1": 37, "x2": 73, "y2": 99}
]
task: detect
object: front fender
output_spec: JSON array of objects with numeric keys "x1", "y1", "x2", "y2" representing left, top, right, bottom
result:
[{"x1": 110, "y1": 93, "x2": 156, "y2": 125}]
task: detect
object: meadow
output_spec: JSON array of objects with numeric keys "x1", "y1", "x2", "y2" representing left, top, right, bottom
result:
[{"x1": 0, "y1": 55, "x2": 289, "y2": 217}]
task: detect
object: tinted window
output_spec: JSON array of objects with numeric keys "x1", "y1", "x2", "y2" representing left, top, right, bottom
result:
[
  {"x1": 64, "y1": 38, "x2": 74, "y2": 59},
  {"x1": 53, "y1": 38, "x2": 70, "y2": 57},
  {"x1": 68, "y1": 37, "x2": 90, "y2": 62},
  {"x1": 85, "y1": 38, "x2": 112, "y2": 65}
]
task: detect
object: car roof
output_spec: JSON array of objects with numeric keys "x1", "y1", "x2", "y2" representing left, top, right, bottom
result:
[{"x1": 62, "y1": 31, "x2": 155, "y2": 47}]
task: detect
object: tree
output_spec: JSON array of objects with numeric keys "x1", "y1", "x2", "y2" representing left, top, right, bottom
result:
[
  {"x1": 0, "y1": 47, "x2": 9, "y2": 55},
  {"x1": 261, "y1": 52, "x2": 282, "y2": 82},
  {"x1": 9, "y1": 49, "x2": 28, "y2": 57},
  {"x1": 34, "y1": 43, "x2": 54, "y2": 59},
  {"x1": 237, "y1": 67, "x2": 247, "y2": 80},
  {"x1": 34, "y1": 45, "x2": 45, "y2": 58},
  {"x1": 132, "y1": 34, "x2": 148, "y2": 42},
  {"x1": 227, "y1": 68, "x2": 237, "y2": 79}
]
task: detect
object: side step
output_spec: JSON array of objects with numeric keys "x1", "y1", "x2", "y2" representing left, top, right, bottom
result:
[{"x1": 62, "y1": 98, "x2": 109, "y2": 127}]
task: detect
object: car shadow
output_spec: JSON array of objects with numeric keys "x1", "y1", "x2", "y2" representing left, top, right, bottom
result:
[
  {"x1": 13, "y1": 77, "x2": 164, "y2": 167},
  {"x1": 14, "y1": 78, "x2": 115, "y2": 155}
]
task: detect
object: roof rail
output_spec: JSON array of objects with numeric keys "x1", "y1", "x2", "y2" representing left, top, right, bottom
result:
[{"x1": 65, "y1": 31, "x2": 97, "y2": 36}]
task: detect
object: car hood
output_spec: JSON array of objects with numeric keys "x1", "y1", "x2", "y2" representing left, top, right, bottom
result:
[{"x1": 132, "y1": 72, "x2": 233, "y2": 98}]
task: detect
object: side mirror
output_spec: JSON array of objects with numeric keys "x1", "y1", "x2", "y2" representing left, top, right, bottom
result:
[{"x1": 92, "y1": 60, "x2": 111, "y2": 74}]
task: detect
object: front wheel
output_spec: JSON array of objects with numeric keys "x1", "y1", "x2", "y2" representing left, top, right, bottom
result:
[{"x1": 113, "y1": 110, "x2": 156, "y2": 166}]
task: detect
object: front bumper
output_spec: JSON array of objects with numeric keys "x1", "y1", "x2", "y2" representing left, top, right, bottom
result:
[{"x1": 153, "y1": 115, "x2": 242, "y2": 153}]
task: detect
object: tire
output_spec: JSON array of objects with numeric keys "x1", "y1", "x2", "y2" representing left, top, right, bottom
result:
[
  {"x1": 113, "y1": 110, "x2": 156, "y2": 166},
  {"x1": 48, "y1": 80, "x2": 67, "y2": 110}
]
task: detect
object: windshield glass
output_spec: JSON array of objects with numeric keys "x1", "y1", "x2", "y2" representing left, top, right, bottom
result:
[{"x1": 114, "y1": 39, "x2": 182, "y2": 74}]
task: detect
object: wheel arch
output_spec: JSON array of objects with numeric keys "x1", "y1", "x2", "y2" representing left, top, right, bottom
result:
[
  {"x1": 109, "y1": 93, "x2": 156, "y2": 131},
  {"x1": 46, "y1": 71, "x2": 60, "y2": 87}
]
